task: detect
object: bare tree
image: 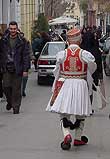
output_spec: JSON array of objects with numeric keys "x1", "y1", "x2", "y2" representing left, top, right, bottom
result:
[{"x1": 44, "y1": 0, "x2": 68, "y2": 18}]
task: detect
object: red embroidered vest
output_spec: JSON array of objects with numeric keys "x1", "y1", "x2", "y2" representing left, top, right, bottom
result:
[{"x1": 60, "y1": 48, "x2": 87, "y2": 78}]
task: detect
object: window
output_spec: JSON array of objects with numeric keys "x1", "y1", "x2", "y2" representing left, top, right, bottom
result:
[{"x1": 42, "y1": 42, "x2": 65, "y2": 56}]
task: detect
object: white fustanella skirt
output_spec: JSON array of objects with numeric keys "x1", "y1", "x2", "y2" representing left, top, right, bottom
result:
[{"x1": 46, "y1": 78, "x2": 92, "y2": 116}]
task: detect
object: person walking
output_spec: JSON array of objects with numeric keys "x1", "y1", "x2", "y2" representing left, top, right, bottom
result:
[
  {"x1": 60, "y1": 30, "x2": 67, "y2": 41},
  {"x1": 0, "y1": 21, "x2": 30, "y2": 114},
  {"x1": 0, "y1": 71, "x2": 3, "y2": 102},
  {"x1": 81, "y1": 28, "x2": 104, "y2": 110},
  {"x1": 32, "y1": 32, "x2": 42, "y2": 71},
  {"x1": 46, "y1": 28, "x2": 97, "y2": 150},
  {"x1": 0, "y1": 32, "x2": 4, "y2": 101},
  {"x1": 22, "y1": 40, "x2": 34, "y2": 97}
]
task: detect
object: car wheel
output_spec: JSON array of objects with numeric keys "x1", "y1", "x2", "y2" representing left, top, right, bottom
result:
[{"x1": 37, "y1": 75, "x2": 43, "y2": 85}]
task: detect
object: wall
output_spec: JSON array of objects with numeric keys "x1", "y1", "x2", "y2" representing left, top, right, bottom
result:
[
  {"x1": 0, "y1": 0, "x2": 10, "y2": 32},
  {"x1": 10, "y1": 0, "x2": 21, "y2": 27},
  {"x1": 20, "y1": 0, "x2": 36, "y2": 40}
]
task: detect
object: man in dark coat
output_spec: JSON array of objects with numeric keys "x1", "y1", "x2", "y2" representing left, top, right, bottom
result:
[
  {"x1": 0, "y1": 21, "x2": 30, "y2": 114},
  {"x1": 80, "y1": 28, "x2": 103, "y2": 108}
]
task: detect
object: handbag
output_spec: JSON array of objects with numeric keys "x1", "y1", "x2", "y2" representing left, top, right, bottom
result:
[
  {"x1": 106, "y1": 53, "x2": 110, "y2": 69},
  {"x1": 92, "y1": 81, "x2": 107, "y2": 110},
  {"x1": 92, "y1": 85, "x2": 102, "y2": 110}
]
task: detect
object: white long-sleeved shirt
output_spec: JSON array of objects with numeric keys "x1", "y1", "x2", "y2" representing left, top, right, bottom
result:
[{"x1": 52, "y1": 44, "x2": 97, "y2": 95}]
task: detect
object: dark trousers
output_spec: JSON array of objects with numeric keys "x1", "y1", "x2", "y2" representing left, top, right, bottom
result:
[
  {"x1": 3, "y1": 72, "x2": 22, "y2": 109},
  {"x1": 90, "y1": 94, "x2": 93, "y2": 104},
  {"x1": 0, "y1": 73, "x2": 3, "y2": 98}
]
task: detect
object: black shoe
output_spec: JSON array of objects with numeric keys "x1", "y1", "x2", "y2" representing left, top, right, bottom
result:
[
  {"x1": 13, "y1": 108, "x2": 20, "y2": 114},
  {"x1": 90, "y1": 109, "x2": 95, "y2": 116},
  {"x1": 6, "y1": 103, "x2": 12, "y2": 111}
]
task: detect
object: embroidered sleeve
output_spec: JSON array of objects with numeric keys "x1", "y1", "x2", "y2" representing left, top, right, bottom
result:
[
  {"x1": 81, "y1": 50, "x2": 97, "y2": 74},
  {"x1": 56, "y1": 50, "x2": 66, "y2": 63},
  {"x1": 81, "y1": 50, "x2": 95, "y2": 63}
]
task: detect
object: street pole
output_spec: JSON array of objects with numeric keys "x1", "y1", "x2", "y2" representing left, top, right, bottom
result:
[{"x1": 50, "y1": 0, "x2": 53, "y2": 17}]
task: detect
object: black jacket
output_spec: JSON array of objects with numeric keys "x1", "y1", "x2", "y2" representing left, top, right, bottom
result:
[
  {"x1": 81, "y1": 33, "x2": 103, "y2": 85},
  {"x1": 0, "y1": 33, "x2": 30, "y2": 76}
]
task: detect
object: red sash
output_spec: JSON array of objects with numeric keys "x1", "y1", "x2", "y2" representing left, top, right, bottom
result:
[{"x1": 50, "y1": 80, "x2": 64, "y2": 106}]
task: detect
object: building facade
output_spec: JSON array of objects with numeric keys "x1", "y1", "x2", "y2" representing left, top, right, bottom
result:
[
  {"x1": 0, "y1": 0, "x2": 45, "y2": 40},
  {"x1": 0, "y1": 0, "x2": 10, "y2": 32},
  {"x1": 93, "y1": 1, "x2": 110, "y2": 34},
  {"x1": 20, "y1": 0, "x2": 37, "y2": 40},
  {"x1": 38, "y1": 0, "x2": 44, "y2": 13},
  {"x1": 10, "y1": 0, "x2": 21, "y2": 27}
]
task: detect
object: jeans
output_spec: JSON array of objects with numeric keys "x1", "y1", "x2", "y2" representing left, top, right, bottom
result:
[
  {"x1": 0, "y1": 73, "x2": 3, "y2": 98},
  {"x1": 22, "y1": 76, "x2": 28, "y2": 96}
]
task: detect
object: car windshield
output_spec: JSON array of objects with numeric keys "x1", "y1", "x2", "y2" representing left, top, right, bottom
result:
[{"x1": 41, "y1": 42, "x2": 65, "y2": 56}]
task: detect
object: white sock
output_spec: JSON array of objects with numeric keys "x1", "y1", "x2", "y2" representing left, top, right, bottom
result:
[
  {"x1": 75, "y1": 120, "x2": 84, "y2": 140},
  {"x1": 61, "y1": 120, "x2": 70, "y2": 138}
]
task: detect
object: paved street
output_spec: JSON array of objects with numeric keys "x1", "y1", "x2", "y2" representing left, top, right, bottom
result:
[{"x1": 0, "y1": 71, "x2": 110, "y2": 159}]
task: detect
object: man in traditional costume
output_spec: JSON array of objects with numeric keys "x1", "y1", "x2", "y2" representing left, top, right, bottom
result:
[{"x1": 46, "y1": 28, "x2": 97, "y2": 150}]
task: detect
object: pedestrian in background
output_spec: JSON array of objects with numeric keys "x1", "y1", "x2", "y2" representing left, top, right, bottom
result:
[
  {"x1": 32, "y1": 32, "x2": 42, "y2": 71},
  {"x1": 80, "y1": 26, "x2": 94, "y2": 51},
  {"x1": 80, "y1": 27, "x2": 103, "y2": 109},
  {"x1": 92, "y1": 31, "x2": 103, "y2": 85},
  {"x1": 22, "y1": 40, "x2": 34, "y2": 97},
  {"x1": 40, "y1": 31, "x2": 51, "y2": 49},
  {"x1": 0, "y1": 31, "x2": 4, "y2": 102},
  {"x1": 46, "y1": 28, "x2": 96, "y2": 150},
  {"x1": 60, "y1": 30, "x2": 67, "y2": 41},
  {"x1": 0, "y1": 21, "x2": 30, "y2": 114}
]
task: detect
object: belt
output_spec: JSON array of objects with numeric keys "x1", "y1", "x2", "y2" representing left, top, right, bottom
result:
[{"x1": 60, "y1": 74, "x2": 87, "y2": 80}]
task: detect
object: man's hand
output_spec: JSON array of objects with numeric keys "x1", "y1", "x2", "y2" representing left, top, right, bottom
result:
[
  {"x1": 31, "y1": 59, "x2": 35, "y2": 64},
  {"x1": 23, "y1": 71, "x2": 28, "y2": 77},
  {"x1": 99, "y1": 79, "x2": 103, "y2": 84}
]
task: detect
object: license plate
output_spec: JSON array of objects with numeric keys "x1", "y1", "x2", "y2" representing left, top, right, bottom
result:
[
  {"x1": 47, "y1": 69, "x2": 53, "y2": 73},
  {"x1": 41, "y1": 69, "x2": 46, "y2": 72}
]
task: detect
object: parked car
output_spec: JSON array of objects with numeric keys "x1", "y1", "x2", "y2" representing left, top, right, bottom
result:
[
  {"x1": 102, "y1": 37, "x2": 110, "y2": 76},
  {"x1": 99, "y1": 34, "x2": 108, "y2": 50},
  {"x1": 37, "y1": 41, "x2": 66, "y2": 85}
]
